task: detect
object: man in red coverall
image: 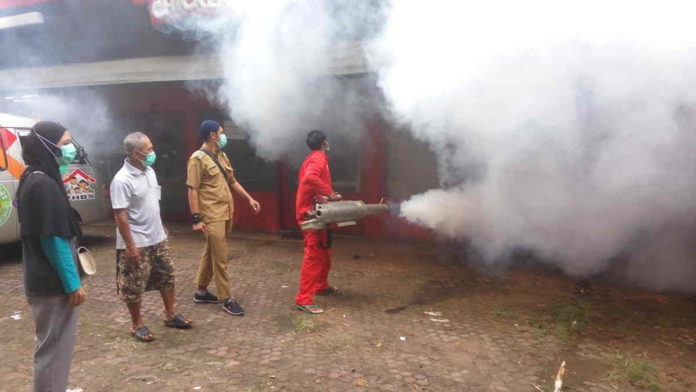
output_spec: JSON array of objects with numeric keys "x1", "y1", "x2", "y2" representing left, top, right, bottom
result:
[{"x1": 295, "y1": 130, "x2": 342, "y2": 314}]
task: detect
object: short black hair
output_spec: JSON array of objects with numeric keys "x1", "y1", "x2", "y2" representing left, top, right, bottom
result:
[
  {"x1": 306, "y1": 130, "x2": 327, "y2": 151},
  {"x1": 79, "y1": 180, "x2": 88, "y2": 184}
]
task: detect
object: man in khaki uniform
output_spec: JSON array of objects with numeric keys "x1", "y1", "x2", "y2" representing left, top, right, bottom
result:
[{"x1": 186, "y1": 120, "x2": 260, "y2": 316}]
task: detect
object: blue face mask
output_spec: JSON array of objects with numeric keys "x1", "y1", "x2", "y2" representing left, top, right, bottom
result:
[{"x1": 217, "y1": 134, "x2": 228, "y2": 149}]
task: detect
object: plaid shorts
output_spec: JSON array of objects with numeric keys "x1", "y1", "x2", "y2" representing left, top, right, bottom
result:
[{"x1": 116, "y1": 240, "x2": 175, "y2": 303}]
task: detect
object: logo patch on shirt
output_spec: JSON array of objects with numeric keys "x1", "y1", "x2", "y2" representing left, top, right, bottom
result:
[
  {"x1": 62, "y1": 169, "x2": 97, "y2": 201},
  {"x1": 0, "y1": 184, "x2": 11, "y2": 226}
]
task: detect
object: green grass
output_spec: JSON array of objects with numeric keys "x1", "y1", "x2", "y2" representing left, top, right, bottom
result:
[
  {"x1": 527, "y1": 298, "x2": 590, "y2": 344},
  {"x1": 531, "y1": 384, "x2": 551, "y2": 392},
  {"x1": 610, "y1": 353, "x2": 662, "y2": 391},
  {"x1": 529, "y1": 320, "x2": 550, "y2": 339},
  {"x1": 550, "y1": 299, "x2": 590, "y2": 343},
  {"x1": 293, "y1": 315, "x2": 317, "y2": 333}
]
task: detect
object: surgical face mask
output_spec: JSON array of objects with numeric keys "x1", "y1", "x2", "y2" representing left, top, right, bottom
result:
[
  {"x1": 57, "y1": 143, "x2": 77, "y2": 166},
  {"x1": 143, "y1": 151, "x2": 156, "y2": 166},
  {"x1": 35, "y1": 131, "x2": 76, "y2": 167},
  {"x1": 137, "y1": 150, "x2": 157, "y2": 166},
  {"x1": 217, "y1": 133, "x2": 228, "y2": 149}
]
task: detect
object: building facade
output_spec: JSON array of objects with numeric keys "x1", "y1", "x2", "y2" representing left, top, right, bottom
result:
[{"x1": 0, "y1": 0, "x2": 438, "y2": 240}]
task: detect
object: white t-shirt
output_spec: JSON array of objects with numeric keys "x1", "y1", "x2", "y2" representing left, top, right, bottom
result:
[{"x1": 110, "y1": 159, "x2": 167, "y2": 250}]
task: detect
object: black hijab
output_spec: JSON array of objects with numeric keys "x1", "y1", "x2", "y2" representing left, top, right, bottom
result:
[
  {"x1": 22, "y1": 121, "x2": 66, "y2": 185},
  {"x1": 17, "y1": 121, "x2": 81, "y2": 238}
]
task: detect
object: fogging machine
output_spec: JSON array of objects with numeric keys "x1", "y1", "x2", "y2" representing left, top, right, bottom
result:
[{"x1": 300, "y1": 200, "x2": 391, "y2": 231}]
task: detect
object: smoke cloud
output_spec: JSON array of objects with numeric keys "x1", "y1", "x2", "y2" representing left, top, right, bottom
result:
[
  {"x1": 372, "y1": 1, "x2": 696, "y2": 291},
  {"x1": 168, "y1": 0, "x2": 385, "y2": 160},
  {"x1": 169, "y1": 1, "x2": 696, "y2": 291},
  {"x1": 1, "y1": 89, "x2": 118, "y2": 157}
]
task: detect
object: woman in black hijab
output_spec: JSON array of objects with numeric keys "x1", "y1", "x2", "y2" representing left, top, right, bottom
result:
[{"x1": 17, "y1": 121, "x2": 86, "y2": 392}]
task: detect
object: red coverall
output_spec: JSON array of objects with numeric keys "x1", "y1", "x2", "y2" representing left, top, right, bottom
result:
[{"x1": 295, "y1": 150, "x2": 334, "y2": 306}]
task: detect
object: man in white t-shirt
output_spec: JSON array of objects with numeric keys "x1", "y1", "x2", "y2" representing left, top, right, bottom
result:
[{"x1": 110, "y1": 132, "x2": 192, "y2": 342}]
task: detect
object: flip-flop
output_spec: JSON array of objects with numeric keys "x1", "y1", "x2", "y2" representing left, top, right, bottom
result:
[
  {"x1": 296, "y1": 304, "x2": 324, "y2": 314},
  {"x1": 164, "y1": 314, "x2": 193, "y2": 329},
  {"x1": 131, "y1": 326, "x2": 155, "y2": 342}
]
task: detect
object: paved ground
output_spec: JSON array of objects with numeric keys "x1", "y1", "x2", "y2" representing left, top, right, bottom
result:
[{"x1": 0, "y1": 222, "x2": 694, "y2": 392}]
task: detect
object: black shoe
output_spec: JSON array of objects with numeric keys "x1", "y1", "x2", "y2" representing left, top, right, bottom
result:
[
  {"x1": 316, "y1": 286, "x2": 339, "y2": 296},
  {"x1": 194, "y1": 291, "x2": 222, "y2": 304},
  {"x1": 222, "y1": 298, "x2": 245, "y2": 316}
]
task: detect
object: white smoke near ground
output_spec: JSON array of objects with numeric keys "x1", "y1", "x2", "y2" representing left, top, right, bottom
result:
[{"x1": 372, "y1": 1, "x2": 696, "y2": 291}]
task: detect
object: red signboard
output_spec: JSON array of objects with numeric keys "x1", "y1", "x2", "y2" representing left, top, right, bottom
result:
[
  {"x1": 0, "y1": 0, "x2": 223, "y2": 25},
  {"x1": 0, "y1": 0, "x2": 57, "y2": 11}
]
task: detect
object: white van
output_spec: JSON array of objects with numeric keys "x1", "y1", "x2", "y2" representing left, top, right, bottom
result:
[{"x1": 0, "y1": 113, "x2": 110, "y2": 244}]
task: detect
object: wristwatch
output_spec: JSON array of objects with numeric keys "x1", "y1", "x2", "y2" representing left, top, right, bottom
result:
[{"x1": 192, "y1": 213, "x2": 202, "y2": 224}]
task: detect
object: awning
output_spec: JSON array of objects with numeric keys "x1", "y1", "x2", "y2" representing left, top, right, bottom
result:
[{"x1": 0, "y1": 42, "x2": 370, "y2": 91}]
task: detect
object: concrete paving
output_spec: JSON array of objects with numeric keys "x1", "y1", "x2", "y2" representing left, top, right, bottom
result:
[{"x1": 0, "y1": 222, "x2": 694, "y2": 392}]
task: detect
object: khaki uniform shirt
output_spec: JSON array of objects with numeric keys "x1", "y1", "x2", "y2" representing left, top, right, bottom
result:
[{"x1": 186, "y1": 149, "x2": 237, "y2": 223}]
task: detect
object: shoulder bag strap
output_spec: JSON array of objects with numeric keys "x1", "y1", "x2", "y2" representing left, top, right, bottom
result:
[{"x1": 198, "y1": 149, "x2": 229, "y2": 183}]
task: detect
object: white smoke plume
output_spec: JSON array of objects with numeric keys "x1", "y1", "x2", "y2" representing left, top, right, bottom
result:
[
  {"x1": 169, "y1": 0, "x2": 383, "y2": 160},
  {"x1": 169, "y1": 0, "x2": 696, "y2": 291},
  {"x1": 372, "y1": 1, "x2": 696, "y2": 291},
  {"x1": 1, "y1": 90, "x2": 117, "y2": 156}
]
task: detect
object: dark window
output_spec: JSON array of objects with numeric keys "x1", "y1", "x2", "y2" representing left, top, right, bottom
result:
[
  {"x1": 289, "y1": 131, "x2": 361, "y2": 195},
  {"x1": 200, "y1": 110, "x2": 277, "y2": 192},
  {"x1": 324, "y1": 132, "x2": 361, "y2": 194},
  {"x1": 130, "y1": 112, "x2": 188, "y2": 215}
]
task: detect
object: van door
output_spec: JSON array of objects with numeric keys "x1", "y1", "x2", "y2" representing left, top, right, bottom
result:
[
  {"x1": 11, "y1": 127, "x2": 110, "y2": 226},
  {"x1": 61, "y1": 140, "x2": 111, "y2": 225},
  {"x1": 0, "y1": 127, "x2": 18, "y2": 243}
]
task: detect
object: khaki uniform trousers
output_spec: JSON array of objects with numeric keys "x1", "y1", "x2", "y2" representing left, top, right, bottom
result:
[{"x1": 195, "y1": 220, "x2": 232, "y2": 299}]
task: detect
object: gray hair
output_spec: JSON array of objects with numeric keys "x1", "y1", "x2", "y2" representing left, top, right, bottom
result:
[{"x1": 123, "y1": 132, "x2": 148, "y2": 154}]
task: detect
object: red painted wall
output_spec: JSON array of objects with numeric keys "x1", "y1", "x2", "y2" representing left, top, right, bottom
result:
[
  {"x1": 130, "y1": 84, "x2": 274, "y2": 232},
  {"x1": 233, "y1": 191, "x2": 280, "y2": 232},
  {"x1": 123, "y1": 83, "x2": 433, "y2": 242}
]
